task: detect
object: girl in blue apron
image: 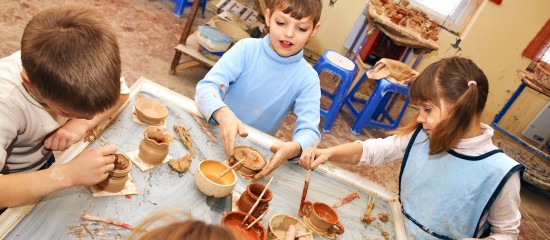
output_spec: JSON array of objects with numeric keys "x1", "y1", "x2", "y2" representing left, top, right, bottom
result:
[{"x1": 299, "y1": 57, "x2": 523, "y2": 240}]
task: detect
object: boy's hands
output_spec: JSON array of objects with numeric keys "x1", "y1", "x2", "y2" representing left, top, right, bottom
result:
[
  {"x1": 212, "y1": 107, "x2": 248, "y2": 158},
  {"x1": 253, "y1": 141, "x2": 301, "y2": 180},
  {"x1": 62, "y1": 144, "x2": 117, "y2": 186},
  {"x1": 299, "y1": 147, "x2": 330, "y2": 169},
  {"x1": 45, "y1": 119, "x2": 90, "y2": 151}
]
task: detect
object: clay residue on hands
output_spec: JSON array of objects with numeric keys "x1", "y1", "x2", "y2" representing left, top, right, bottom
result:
[{"x1": 168, "y1": 154, "x2": 193, "y2": 173}]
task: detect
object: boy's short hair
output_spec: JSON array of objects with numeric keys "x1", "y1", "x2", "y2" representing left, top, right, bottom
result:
[
  {"x1": 21, "y1": 5, "x2": 121, "y2": 115},
  {"x1": 269, "y1": 0, "x2": 323, "y2": 26}
]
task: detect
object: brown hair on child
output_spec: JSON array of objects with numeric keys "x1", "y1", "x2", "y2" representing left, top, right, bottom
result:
[
  {"x1": 268, "y1": 0, "x2": 323, "y2": 26},
  {"x1": 21, "y1": 5, "x2": 121, "y2": 115},
  {"x1": 394, "y1": 57, "x2": 489, "y2": 154}
]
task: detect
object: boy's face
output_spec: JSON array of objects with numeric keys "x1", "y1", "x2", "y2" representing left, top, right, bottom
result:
[{"x1": 265, "y1": 9, "x2": 320, "y2": 57}]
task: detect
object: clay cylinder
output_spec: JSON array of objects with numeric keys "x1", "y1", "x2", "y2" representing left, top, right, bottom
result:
[
  {"x1": 138, "y1": 126, "x2": 174, "y2": 165},
  {"x1": 237, "y1": 182, "x2": 272, "y2": 218},
  {"x1": 96, "y1": 154, "x2": 132, "y2": 192}
]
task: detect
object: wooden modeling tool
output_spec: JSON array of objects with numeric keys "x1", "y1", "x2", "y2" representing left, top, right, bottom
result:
[
  {"x1": 245, "y1": 209, "x2": 269, "y2": 230},
  {"x1": 332, "y1": 192, "x2": 360, "y2": 208},
  {"x1": 299, "y1": 142, "x2": 317, "y2": 216},
  {"x1": 80, "y1": 213, "x2": 134, "y2": 229},
  {"x1": 191, "y1": 113, "x2": 218, "y2": 143},
  {"x1": 241, "y1": 177, "x2": 274, "y2": 225},
  {"x1": 212, "y1": 157, "x2": 247, "y2": 182}
]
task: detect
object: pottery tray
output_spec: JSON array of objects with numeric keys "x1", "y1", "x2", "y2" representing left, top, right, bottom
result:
[{"x1": 0, "y1": 77, "x2": 407, "y2": 239}]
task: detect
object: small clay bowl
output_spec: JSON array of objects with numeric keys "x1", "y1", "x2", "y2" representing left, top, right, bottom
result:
[
  {"x1": 221, "y1": 211, "x2": 267, "y2": 240},
  {"x1": 194, "y1": 160, "x2": 237, "y2": 198},
  {"x1": 96, "y1": 154, "x2": 132, "y2": 193},
  {"x1": 268, "y1": 214, "x2": 312, "y2": 240},
  {"x1": 231, "y1": 146, "x2": 267, "y2": 177},
  {"x1": 134, "y1": 97, "x2": 169, "y2": 125}
]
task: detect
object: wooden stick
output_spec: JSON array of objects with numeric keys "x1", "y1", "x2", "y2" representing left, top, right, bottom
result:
[
  {"x1": 212, "y1": 157, "x2": 247, "y2": 182},
  {"x1": 191, "y1": 114, "x2": 217, "y2": 143},
  {"x1": 81, "y1": 223, "x2": 95, "y2": 239},
  {"x1": 242, "y1": 177, "x2": 274, "y2": 225},
  {"x1": 245, "y1": 209, "x2": 269, "y2": 230},
  {"x1": 80, "y1": 214, "x2": 134, "y2": 229},
  {"x1": 299, "y1": 141, "x2": 317, "y2": 215}
]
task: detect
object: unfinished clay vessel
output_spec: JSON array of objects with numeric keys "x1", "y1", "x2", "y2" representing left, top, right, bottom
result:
[
  {"x1": 237, "y1": 182, "x2": 272, "y2": 218},
  {"x1": 230, "y1": 146, "x2": 267, "y2": 177},
  {"x1": 96, "y1": 154, "x2": 132, "y2": 192},
  {"x1": 194, "y1": 160, "x2": 237, "y2": 198},
  {"x1": 268, "y1": 214, "x2": 312, "y2": 240},
  {"x1": 221, "y1": 211, "x2": 267, "y2": 240},
  {"x1": 138, "y1": 126, "x2": 174, "y2": 165},
  {"x1": 134, "y1": 97, "x2": 169, "y2": 125},
  {"x1": 301, "y1": 201, "x2": 345, "y2": 235}
]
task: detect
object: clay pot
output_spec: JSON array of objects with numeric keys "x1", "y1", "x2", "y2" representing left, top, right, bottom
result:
[
  {"x1": 138, "y1": 126, "x2": 174, "y2": 165},
  {"x1": 221, "y1": 211, "x2": 267, "y2": 240},
  {"x1": 230, "y1": 146, "x2": 266, "y2": 177},
  {"x1": 301, "y1": 201, "x2": 344, "y2": 235},
  {"x1": 268, "y1": 214, "x2": 312, "y2": 240},
  {"x1": 194, "y1": 160, "x2": 237, "y2": 198},
  {"x1": 237, "y1": 182, "x2": 272, "y2": 218},
  {"x1": 96, "y1": 154, "x2": 132, "y2": 192},
  {"x1": 134, "y1": 97, "x2": 169, "y2": 125}
]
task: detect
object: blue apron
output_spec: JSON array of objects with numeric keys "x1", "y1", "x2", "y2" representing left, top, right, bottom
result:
[{"x1": 399, "y1": 127, "x2": 523, "y2": 239}]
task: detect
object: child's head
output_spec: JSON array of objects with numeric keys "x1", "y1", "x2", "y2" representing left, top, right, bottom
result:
[
  {"x1": 265, "y1": 0, "x2": 322, "y2": 57},
  {"x1": 127, "y1": 210, "x2": 239, "y2": 240},
  {"x1": 405, "y1": 57, "x2": 489, "y2": 154},
  {"x1": 20, "y1": 5, "x2": 121, "y2": 119}
]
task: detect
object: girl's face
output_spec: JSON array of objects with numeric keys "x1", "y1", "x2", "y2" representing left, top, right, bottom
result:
[
  {"x1": 265, "y1": 9, "x2": 320, "y2": 57},
  {"x1": 416, "y1": 101, "x2": 450, "y2": 135}
]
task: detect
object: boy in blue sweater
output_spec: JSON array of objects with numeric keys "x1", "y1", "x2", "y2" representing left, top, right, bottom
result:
[{"x1": 195, "y1": 0, "x2": 323, "y2": 180}]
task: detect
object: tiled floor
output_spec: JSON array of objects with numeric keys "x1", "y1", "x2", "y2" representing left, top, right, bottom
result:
[{"x1": 1, "y1": 1, "x2": 548, "y2": 239}]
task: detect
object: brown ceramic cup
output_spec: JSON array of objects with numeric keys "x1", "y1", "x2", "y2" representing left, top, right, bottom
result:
[
  {"x1": 302, "y1": 201, "x2": 345, "y2": 235},
  {"x1": 221, "y1": 211, "x2": 267, "y2": 240},
  {"x1": 237, "y1": 182, "x2": 272, "y2": 218}
]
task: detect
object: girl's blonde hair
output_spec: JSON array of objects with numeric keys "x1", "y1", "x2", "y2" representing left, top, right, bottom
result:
[
  {"x1": 127, "y1": 209, "x2": 240, "y2": 240},
  {"x1": 393, "y1": 57, "x2": 489, "y2": 154}
]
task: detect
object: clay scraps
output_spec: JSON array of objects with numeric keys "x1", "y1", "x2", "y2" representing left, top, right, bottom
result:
[
  {"x1": 174, "y1": 124, "x2": 196, "y2": 158},
  {"x1": 168, "y1": 154, "x2": 193, "y2": 173},
  {"x1": 332, "y1": 192, "x2": 360, "y2": 208}
]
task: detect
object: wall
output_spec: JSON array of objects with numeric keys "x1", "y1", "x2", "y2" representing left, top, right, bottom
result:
[{"x1": 309, "y1": 0, "x2": 550, "y2": 139}]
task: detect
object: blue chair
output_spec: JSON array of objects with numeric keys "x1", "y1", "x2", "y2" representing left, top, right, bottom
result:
[
  {"x1": 173, "y1": 0, "x2": 207, "y2": 18},
  {"x1": 315, "y1": 50, "x2": 358, "y2": 133},
  {"x1": 344, "y1": 74, "x2": 410, "y2": 135}
]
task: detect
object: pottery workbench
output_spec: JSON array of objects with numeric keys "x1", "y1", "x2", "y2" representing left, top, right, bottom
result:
[{"x1": 0, "y1": 77, "x2": 406, "y2": 239}]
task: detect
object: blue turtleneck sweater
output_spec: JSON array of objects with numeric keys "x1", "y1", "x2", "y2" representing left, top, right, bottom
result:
[{"x1": 195, "y1": 35, "x2": 321, "y2": 150}]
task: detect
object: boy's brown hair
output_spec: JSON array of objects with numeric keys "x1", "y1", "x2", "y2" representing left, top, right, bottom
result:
[
  {"x1": 268, "y1": 0, "x2": 323, "y2": 26},
  {"x1": 21, "y1": 5, "x2": 121, "y2": 115},
  {"x1": 394, "y1": 57, "x2": 489, "y2": 154}
]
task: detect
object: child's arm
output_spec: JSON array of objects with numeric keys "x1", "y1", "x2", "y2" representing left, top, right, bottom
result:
[
  {"x1": 0, "y1": 145, "x2": 116, "y2": 208},
  {"x1": 299, "y1": 142, "x2": 364, "y2": 169},
  {"x1": 44, "y1": 93, "x2": 128, "y2": 151}
]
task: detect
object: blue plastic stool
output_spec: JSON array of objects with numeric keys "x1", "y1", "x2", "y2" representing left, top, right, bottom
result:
[
  {"x1": 344, "y1": 74, "x2": 410, "y2": 135},
  {"x1": 315, "y1": 50, "x2": 358, "y2": 133},
  {"x1": 173, "y1": 0, "x2": 207, "y2": 18}
]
